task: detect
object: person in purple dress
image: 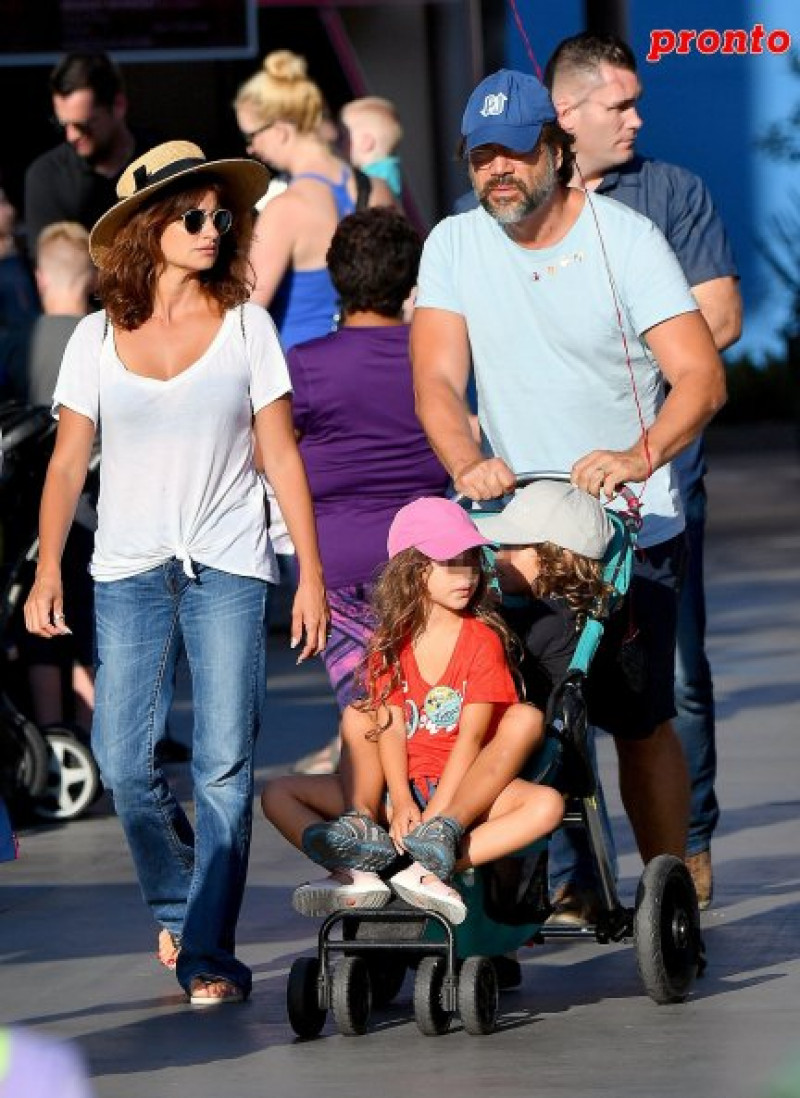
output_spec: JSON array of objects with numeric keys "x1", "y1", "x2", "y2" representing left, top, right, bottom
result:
[{"x1": 287, "y1": 207, "x2": 450, "y2": 770}]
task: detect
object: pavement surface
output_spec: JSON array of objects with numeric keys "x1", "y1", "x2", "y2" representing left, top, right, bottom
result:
[{"x1": 1, "y1": 429, "x2": 799, "y2": 1098}]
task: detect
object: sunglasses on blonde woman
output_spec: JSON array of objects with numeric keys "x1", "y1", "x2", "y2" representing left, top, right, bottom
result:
[{"x1": 180, "y1": 208, "x2": 233, "y2": 235}]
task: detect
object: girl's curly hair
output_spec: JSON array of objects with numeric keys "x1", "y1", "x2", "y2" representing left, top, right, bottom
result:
[
  {"x1": 531, "y1": 542, "x2": 612, "y2": 627},
  {"x1": 98, "y1": 177, "x2": 254, "y2": 330},
  {"x1": 353, "y1": 547, "x2": 521, "y2": 735}
]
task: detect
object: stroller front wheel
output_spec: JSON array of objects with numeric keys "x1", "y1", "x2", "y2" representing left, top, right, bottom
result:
[
  {"x1": 331, "y1": 955, "x2": 372, "y2": 1036},
  {"x1": 459, "y1": 956, "x2": 499, "y2": 1035},
  {"x1": 287, "y1": 957, "x2": 327, "y2": 1039},
  {"x1": 414, "y1": 956, "x2": 453, "y2": 1036}
]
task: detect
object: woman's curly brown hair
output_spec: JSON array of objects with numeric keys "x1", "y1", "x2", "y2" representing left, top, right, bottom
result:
[
  {"x1": 353, "y1": 547, "x2": 521, "y2": 736},
  {"x1": 98, "y1": 176, "x2": 254, "y2": 330},
  {"x1": 531, "y1": 542, "x2": 612, "y2": 627}
]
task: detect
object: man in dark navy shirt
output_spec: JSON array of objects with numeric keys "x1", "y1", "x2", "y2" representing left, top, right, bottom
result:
[
  {"x1": 24, "y1": 53, "x2": 142, "y2": 247},
  {"x1": 542, "y1": 33, "x2": 741, "y2": 916}
]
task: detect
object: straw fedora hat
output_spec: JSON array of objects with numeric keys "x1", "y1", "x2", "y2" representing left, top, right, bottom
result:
[{"x1": 89, "y1": 140, "x2": 270, "y2": 267}]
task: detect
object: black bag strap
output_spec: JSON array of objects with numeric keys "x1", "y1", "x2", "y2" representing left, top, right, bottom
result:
[{"x1": 353, "y1": 167, "x2": 372, "y2": 211}]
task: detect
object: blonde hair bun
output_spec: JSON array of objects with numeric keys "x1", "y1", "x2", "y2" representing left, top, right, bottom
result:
[{"x1": 264, "y1": 50, "x2": 308, "y2": 83}]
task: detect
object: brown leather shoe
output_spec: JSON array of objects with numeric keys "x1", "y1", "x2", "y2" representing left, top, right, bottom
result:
[
  {"x1": 544, "y1": 886, "x2": 601, "y2": 929},
  {"x1": 686, "y1": 850, "x2": 713, "y2": 910}
]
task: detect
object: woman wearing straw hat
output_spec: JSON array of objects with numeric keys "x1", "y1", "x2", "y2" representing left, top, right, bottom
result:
[{"x1": 23, "y1": 141, "x2": 329, "y2": 1005}]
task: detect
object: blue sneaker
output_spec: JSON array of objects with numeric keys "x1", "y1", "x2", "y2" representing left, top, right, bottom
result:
[
  {"x1": 403, "y1": 816, "x2": 464, "y2": 880},
  {"x1": 302, "y1": 811, "x2": 397, "y2": 872}
]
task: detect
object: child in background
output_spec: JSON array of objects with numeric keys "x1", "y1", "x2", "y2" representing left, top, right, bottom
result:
[
  {"x1": 263, "y1": 497, "x2": 563, "y2": 924},
  {"x1": 340, "y1": 97, "x2": 404, "y2": 199}
]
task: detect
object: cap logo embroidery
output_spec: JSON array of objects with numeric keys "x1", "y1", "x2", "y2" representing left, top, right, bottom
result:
[{"x1": 480, "y1": 92, "x2": 508, "y2": 117}]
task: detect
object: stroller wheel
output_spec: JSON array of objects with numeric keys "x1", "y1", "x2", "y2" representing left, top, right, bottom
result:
[
  {"x1": 287, "y1": 957, "x2": 327, "y2": 1039},
  {"x1": 3, "y1": 715, "x2": 50, "y2": 803},
  {"x1": 459, "y1": 956, "x2": 499, "y2": 1035},
  {"x1": 331, "y1": 956, "x2": 372, "y2": 1036},
  {"x1": 413, "y1": 956, "x2": 452, "y2": 1036},
  {"x1": 634, "y1": 855, "x2": 702, "y2": 1004},
  {"x1": 33, "y1": 729, "x2": 101, "y2": 821}
]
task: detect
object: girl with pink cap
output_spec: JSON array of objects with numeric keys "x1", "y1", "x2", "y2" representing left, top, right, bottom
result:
[{"x1": 263, "y1": 496, "x2": 564, "y2": 923}]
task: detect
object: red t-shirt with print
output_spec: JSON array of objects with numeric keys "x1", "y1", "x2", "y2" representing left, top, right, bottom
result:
[{"x1": 377, "y1": 616, "x2": 518, "y2": 785}]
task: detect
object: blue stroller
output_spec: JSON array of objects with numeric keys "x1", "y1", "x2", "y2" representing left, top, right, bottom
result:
[{"x1": 286, "y1": 475, "x2": 704, "y2": 1037}]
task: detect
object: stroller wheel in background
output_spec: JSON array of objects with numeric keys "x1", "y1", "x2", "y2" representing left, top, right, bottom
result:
[
  {"x1": 413, "y1": 956, "x2": 453, "y2": 1036},
  {"x1": 287, "y1": 957, "x2": 327, "y2": 1039},
  {"x1": 33, "y1": 727, "x2": 101, "y2": 822},
  {"x1": 459, "y1": 956, "x2": 499, "y2": 1035},
  {"x1": 368, "y1": 954, "x2": 407, "y2": 1008},
  {"x1": 331, "y1": 955, "x2": 372, "y2": 1036},
  {"x1": 14, "y1": 718, "x2": 51, "y2": 801},
  {"x1": 634, "y1": 855, "x2": 702, "y2": 1004}
]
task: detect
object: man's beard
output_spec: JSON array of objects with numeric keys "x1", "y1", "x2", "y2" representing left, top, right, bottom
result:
[{"x1": 476, "y1": 146, "x2": 557, "y2": 226}]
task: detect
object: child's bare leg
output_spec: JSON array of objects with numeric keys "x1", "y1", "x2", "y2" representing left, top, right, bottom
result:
[
  {"x1": 456, "y1": 780, "x2": 563, "y2": 870},
  {"x1": 261, "y1": 774, "x2": 347, "y2": 850},
  {"x1": 437, "y1": 703, "x2": 544, "y2": 828},
  {"x1": 339, "y1": 705, "x2": 385, "y2": 818}
]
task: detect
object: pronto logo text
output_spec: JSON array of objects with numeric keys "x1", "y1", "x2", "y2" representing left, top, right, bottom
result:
[{"x1": 647, "y1": 23, "x2": 791, "y2": 64}]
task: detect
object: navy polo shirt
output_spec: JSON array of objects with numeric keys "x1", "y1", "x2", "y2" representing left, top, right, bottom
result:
[{"x1": 597, "y1": 156, "x2": 738, "y2": 490}]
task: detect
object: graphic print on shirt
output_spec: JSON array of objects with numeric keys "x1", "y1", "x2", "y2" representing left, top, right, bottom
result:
[{"x1": 404, "y1": 681, "x2": 467, "y2": 740}]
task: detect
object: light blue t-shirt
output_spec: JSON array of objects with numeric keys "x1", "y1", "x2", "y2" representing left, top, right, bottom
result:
[{"x1": 415, "y1": 194, "x2": 698, "y2": 547}]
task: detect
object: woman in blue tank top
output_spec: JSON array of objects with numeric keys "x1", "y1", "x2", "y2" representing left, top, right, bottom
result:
[{"x1": 235, "y1": 50, "x2": 395, "y2": 352}]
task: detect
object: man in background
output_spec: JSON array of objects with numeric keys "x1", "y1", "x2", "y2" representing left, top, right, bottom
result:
[
  {"x1": 24, "y1": 52, "x2": 142, "y2": 246},
  {"x1": 544, "y1": 32, "x2": 742, "y2": 915}
]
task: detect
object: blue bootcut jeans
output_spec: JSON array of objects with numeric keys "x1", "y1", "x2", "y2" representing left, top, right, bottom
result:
[
  {"x1": 92, "y1": 560, "x2": 269, "y2": 996},
  {"x1": 674, "y1": 476, "x2": 719, "y2": 856}
]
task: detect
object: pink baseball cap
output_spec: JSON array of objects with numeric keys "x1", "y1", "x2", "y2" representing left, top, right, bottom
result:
[{"x1": 387, "y1": 497, "x2": 492, "y2": 561}]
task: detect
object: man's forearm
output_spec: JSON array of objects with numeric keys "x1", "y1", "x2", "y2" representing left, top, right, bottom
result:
[
  {"x1": 415, "y1": 376, "x2": 483, "y2": 479},
  {"x1": 644, "y1": 375, "x2": 726, "y2": 471}
]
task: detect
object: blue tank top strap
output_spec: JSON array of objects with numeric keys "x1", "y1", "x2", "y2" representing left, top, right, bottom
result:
[{"x1": 291, "y1": 167, "x2": 355, "y2": 220}]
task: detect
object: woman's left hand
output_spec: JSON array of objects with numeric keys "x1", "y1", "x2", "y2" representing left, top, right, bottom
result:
[{"x1": 290, "y1": 575, "x2": 329, "y2": 663}]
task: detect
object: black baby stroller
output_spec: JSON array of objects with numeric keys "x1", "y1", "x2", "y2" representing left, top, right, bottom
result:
[
  {"x1": 0, "y1": 400, "x2": 100, "y2": 822},
  {"x1": 285, "y1": 474, "x2": 704, "y2": 1038}
]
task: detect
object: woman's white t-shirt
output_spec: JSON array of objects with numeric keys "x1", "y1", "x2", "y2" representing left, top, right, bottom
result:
[{"x1": 53, "y1": 303, "x2": 290, "y2": 584}]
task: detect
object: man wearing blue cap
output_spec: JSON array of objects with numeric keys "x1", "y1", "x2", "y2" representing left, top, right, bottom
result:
[
  {"x1": 544, "y1": 34, "x2": 741, "y2": 917},
  {"x1": 410, "y1": 69, "x2": 727, "y2": 873}
]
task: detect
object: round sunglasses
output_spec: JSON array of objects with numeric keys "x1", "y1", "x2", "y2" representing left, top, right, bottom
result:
[{"x1": 180, "y1": 208, "x2": 233, "y2": 235}]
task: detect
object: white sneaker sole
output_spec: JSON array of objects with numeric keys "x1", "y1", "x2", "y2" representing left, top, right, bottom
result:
[{"x1": 292, "y1": 882, "x2": 391, "y2": 918}]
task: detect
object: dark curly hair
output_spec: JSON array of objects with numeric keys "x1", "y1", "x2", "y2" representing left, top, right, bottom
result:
[
  {"x1": 98, "y1": 176, "x2": 254, "y2": 330},
  {"x1": 326, "y1": 207, "x2": 421, "y2": 319},
  {"x1": 353, "y1": 546, "x2": 521, "y2": 735}
]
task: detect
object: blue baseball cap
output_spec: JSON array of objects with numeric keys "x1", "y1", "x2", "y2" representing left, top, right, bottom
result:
[{"x1": 461, "y1": 69, "x2": 556, "y2": 156}]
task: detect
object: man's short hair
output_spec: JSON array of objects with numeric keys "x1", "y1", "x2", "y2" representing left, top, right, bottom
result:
[
  {"x1": 49, "y1": 52, "x2": 125, "y2": 107},
  {"x1": 543, "y1": 33, "x2": 637, "y2": 91}
]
